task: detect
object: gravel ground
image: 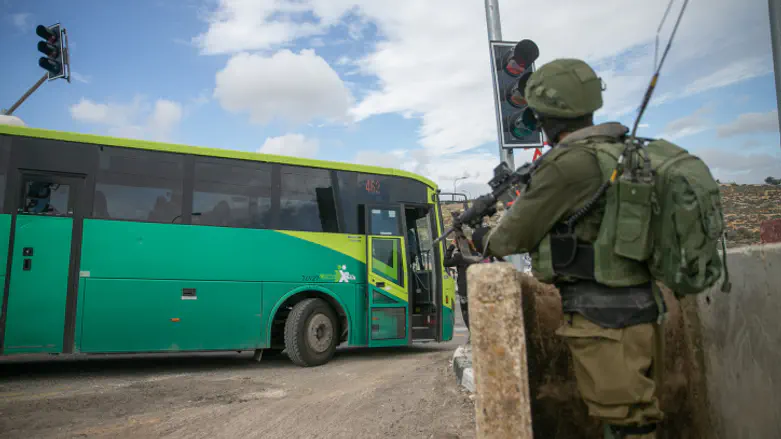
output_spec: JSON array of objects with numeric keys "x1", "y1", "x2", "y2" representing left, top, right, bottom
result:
[{"x1": 0, "y1": 326, "x2": 474, "y2": 439}]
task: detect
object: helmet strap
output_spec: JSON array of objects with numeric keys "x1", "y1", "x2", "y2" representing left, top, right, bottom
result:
[{"x1": 538, "y1": 113, "x2": 594, "y2": 145}]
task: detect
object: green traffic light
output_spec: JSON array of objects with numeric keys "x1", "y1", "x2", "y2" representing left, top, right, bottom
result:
[
  {"x1": 508, "y1": 111, "x2": 538, "y2": 139},
  {"x1": 510, "y1": 124, "x2": 533, "y2": 139}
]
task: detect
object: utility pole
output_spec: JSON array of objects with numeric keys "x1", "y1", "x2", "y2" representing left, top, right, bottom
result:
[
  {"x1": 485, "y1": 0, "x2": 515, "y2": 170},
  {"x1": 453, "y1": 176, "x2": 467, "y2": 194},
  {"x1": 2, "y1": 74, "x2": 48, "y2": 116},
  {"x1": 770, "y1": 0, "x2": 781, "y2": 144}
]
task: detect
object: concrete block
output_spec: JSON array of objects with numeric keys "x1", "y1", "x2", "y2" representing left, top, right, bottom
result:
[
  {"x1": 695, "y1": 243, "x2": 781, "y2": 439},
  {"x1": 452, "y1": 345, "x2": 475, "y2": 393}
]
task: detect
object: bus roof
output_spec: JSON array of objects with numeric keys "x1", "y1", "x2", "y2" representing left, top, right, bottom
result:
[{"x1": 0, "y1": 124, "x2": 437, "y2": 189}]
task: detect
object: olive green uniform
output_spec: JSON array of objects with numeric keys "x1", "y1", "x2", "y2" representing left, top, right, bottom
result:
[
  {"x1": 483, "y1": 127, "x2": 665, "y2": 434},
  {"x1": 480, "y1": 59, "x2": 665, "y2": 438}
]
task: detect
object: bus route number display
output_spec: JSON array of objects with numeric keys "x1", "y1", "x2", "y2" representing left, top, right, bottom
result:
[{"x1": 364, "y1": 179, "x2": 381, "y2": 194}]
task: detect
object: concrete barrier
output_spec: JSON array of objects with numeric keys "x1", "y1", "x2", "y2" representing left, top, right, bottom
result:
[
  {"x1": 694, "y1": 242, "x2": 781, "y2": 439},
  {"x1": 452, "y1": 243, "x2": 781, "y2": 438}
]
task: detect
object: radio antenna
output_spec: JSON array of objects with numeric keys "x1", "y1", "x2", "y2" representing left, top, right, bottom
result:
[{"x1": 631, "y1": 0, "x2": 690, "y2": 140}]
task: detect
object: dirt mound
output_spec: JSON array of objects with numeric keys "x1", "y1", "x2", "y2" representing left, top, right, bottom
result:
[{"x1": 516, "y1": 273, "x2": 711, "y2": 439}]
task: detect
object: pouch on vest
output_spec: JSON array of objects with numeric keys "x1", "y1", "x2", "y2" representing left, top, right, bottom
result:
[
  {"x1": 613, "y1": 178, "x2": 654, "y2": 261},
  {"x1": 550, "y1": 224, "x2": 596, "y2": 280}
]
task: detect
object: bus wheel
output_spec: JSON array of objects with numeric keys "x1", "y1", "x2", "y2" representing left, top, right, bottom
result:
[{"x1": 284, "y1": 298, "x2": 338, "y2": 367}]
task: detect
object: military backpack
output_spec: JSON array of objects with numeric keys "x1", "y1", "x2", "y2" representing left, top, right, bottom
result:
[{"x1": 564, "y1": 125, "x2": 731, "y2": 296}]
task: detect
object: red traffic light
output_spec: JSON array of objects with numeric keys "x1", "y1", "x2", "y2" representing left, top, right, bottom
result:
[
  {"x1": 501, "y1": 52, "x2": 524, "y2": 77},
  {"x1": 504, "y1": 82, "x2": 526, "y2": 108},
  {"x1": 513, "y1": 39, "x2": 539, "y2": 68},
  {"x1": 36, "y1": 24, "x2": 59, "y2": 43}
]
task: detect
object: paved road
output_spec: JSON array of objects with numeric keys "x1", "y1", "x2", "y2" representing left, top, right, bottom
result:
[{"x1": 0, "y1": 319, "x2": 473, "y2": 439}]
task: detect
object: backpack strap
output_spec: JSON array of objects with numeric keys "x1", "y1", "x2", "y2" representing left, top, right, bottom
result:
[
  {"x1": 557, "y1": 123, "x2": 631, "y2": 231},
  {"x1": 720, "y1": 233, "x2": 732, "y2": 293}
]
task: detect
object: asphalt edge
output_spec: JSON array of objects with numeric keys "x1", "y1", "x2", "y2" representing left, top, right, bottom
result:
[{"x1": 452, "y1": 345, "x2": 475, "y2": 394}]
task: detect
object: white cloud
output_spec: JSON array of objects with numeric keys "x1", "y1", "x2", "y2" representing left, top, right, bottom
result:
[
  {"x1": 682, "y1": 57, "x2": 773, "y2": 97},
  {"x1": 257, "y1": 133, "x2": 320, "y2": 159},
  {"x1": 70, "y1": 72, "x2": 92, "y2": 84},
  {"x1": 9, "y1": 12, "x2": 30, "y2": 32},
  {"x1": 70, "y1": 98, "x2": 137, "y2": 127},
  {"x1": 190, "y1": 89, "x2": 211, "y2": 108},
  {"x1": 660, "y1": 105, "x2": 713, "y2": 140},
  {"x1": 0, "y1": 115, "x2": 26, "y2": 127},
  {"x1": 147, "y1": 100, "x2": 183, "y2": 141},
  {"x1": 192, "y1": 0, "x2": 324, "y2": 54},
  {"x1": 213, "y1": 49, "x2": 354, "y2": 126},
  {"x1": 335, "y1": 55, "x2": 352, "y2": 66},
  {"x1": 717, "y1": 110, "x2": 780, "y2": 138},
  {"x1": 743, "y1": 139, "x2": 764, "y2": 149},
  {"x1": 696, "y1": 147, "x2": 781, "y2": 184},
  {"x1": 69, "y1": 96, "x2": 184, "y2": 142}
]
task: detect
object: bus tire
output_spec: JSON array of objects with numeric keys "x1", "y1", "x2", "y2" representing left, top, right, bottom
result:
[{"x1": 284, "y1": 298, "x2": 338, "y2": 367}]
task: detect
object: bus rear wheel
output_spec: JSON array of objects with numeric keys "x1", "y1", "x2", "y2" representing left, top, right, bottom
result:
[{"x1": 284, "y1": 298, "x2": 338, "y2": 367}]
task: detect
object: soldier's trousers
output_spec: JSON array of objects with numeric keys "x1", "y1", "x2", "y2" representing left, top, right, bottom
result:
[
  {"x1": 555, "y1": 312, "x2": 665, "y2": 429},
  {"x1": 457, "y1": 293, "x2": 470, "y2": 331}
]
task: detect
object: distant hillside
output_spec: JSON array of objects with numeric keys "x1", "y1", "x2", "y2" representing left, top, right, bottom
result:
[
  {"x1": 720, "y1": 183, "x2": 781, "y2": 247},
  {"x1": 441, "y1": 184, "x2": 781, "y2": 248}
]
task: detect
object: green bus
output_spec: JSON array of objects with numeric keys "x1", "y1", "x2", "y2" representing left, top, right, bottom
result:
[{"x1": 0, "y1": 124, "x2": 457, "y2": 367}]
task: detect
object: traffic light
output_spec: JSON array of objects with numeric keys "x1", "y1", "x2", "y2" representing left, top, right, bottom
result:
[
  {"x1": 36, "y1": 23, "x2": 67, "y2": 80},
  {"x1": 489, "y1": 39, "x2": 543, "y2": 149}
]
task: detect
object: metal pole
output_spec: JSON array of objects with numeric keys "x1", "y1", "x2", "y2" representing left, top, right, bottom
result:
[
  {"x1": 485, "y1": 0, "x2": 515, "y2": 169},
  {"x1": 453, "y1": 176, "x2": 466, "y2": 194},
  {"x1": 770, "y1": 0, "x2": 781, "y2": 145},
  {"x1": 4, "y1": 73, "x2": 48, "y2": 116}
]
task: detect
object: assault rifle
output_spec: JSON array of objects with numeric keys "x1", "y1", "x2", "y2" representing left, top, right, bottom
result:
[{"x1": 433, "y1": 159, "x2": 538, "y2": 259}]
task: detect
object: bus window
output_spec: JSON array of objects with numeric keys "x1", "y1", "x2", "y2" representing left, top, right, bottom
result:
[
  {"x1": 279, "y1": 165, "x2": 339, "y2": 233},
  {"x1": 93, "y1": 147, "x2": 184, "y2": 223},
  {"x1": 336, "y1": 171, "x2": 360, "y2": 233},
  {"x1": 192, "y1": 159, "x2": 272, "y2": 228},
  {"x1": 22, "y1": 181, "x2": 70, "y2": 215},
  {"x1": 371, "y1": 237, "x2": 405, "y2": 287},
  {"x1": 370, "y1": 208, "x2": 400, "y2": 236}
]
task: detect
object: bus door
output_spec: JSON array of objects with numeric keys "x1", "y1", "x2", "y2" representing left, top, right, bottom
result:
[
  {"x1": 365, "y1": 205, "x2": 410, "y2": 348},
  {"x1": 2, "y1": 172, "x2": 85, "y2": 354}
]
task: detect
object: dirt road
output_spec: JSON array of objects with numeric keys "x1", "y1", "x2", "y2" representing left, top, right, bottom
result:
[{"x1": 0, "y1": 328, "x2": 473, "y2": 439}]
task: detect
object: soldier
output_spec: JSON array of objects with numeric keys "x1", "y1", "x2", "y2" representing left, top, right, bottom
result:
[
  {"x1": 470, "y1": 59, "x2": 665, "y2": 439},
  {"x1": 444, "y1": 238, "x2": 481, "y2": 334}
]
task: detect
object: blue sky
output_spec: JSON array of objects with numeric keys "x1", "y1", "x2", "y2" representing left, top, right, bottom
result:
[{"x1": 1, "y1": 0, "x2": 779, "y2": 193}]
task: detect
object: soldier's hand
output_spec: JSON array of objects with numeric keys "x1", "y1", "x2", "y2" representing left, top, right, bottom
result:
[{"x1": 472, "y1": 226, "x2": 491, "y2": 255}]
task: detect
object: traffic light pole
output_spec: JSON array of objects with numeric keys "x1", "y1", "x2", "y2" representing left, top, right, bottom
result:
[
  {"x1": 770, "y1": 0, "x2": 781, "y2": 145},
  {"x1": 2, "y1": 73, "x2": 48, "y2": 116},
  {"x1": 485, "y1": 0, "x2": 515, "y2": 170},
  {"x1": 485, "y1": 0, "x2": 530, "y2": 273}
]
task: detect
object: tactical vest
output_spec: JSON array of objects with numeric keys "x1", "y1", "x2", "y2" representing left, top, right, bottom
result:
[{"x1": 529, "y1": 123, "x2": 653, "y2": 287}]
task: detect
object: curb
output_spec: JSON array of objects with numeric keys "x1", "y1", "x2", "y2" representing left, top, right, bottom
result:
[{"x1": 452, "y1": 345, "x2": 475, "y2": 394}]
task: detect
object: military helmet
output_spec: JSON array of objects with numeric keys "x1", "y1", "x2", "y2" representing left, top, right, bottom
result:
[{"x1": 522, "y1": 58, "x2": 604, "y2": 119}]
